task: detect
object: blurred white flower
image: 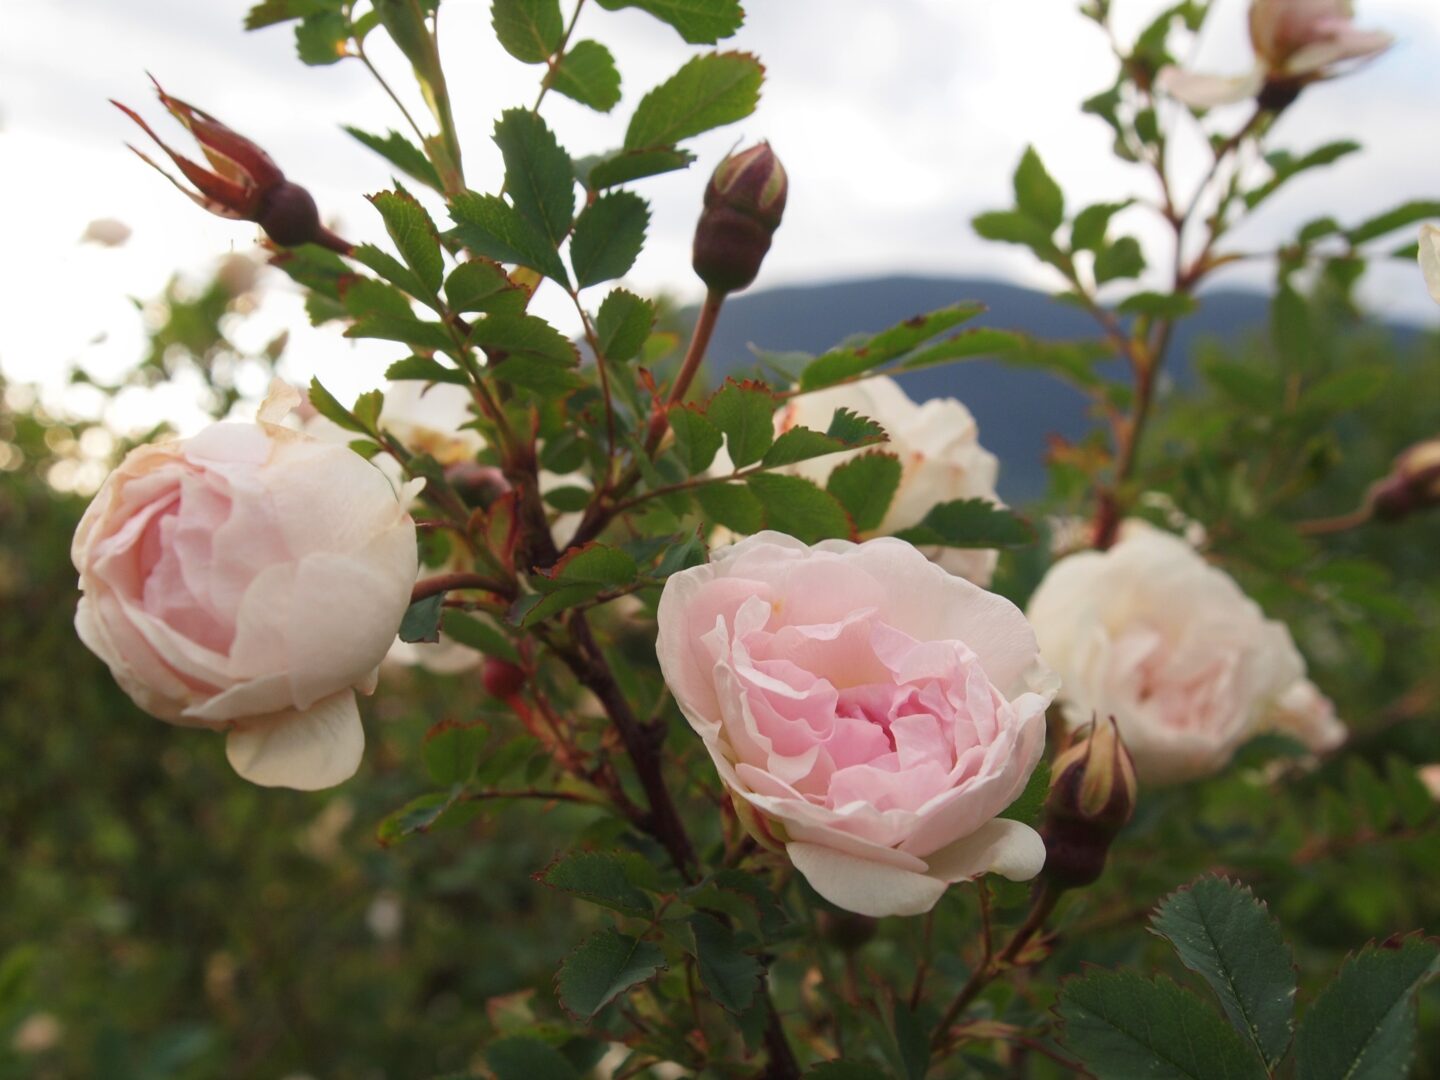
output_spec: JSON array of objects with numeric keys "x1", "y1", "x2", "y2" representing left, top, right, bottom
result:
[
  {"x1": 80, "y1": 218, "x2": 132, "y2": 247},
  {"x1": 1419, "y1": 224, "x2": 1440, "y2": 305}
]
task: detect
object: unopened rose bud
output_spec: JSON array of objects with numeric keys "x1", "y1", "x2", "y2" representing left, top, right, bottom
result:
[
  {"x1": 1368, "y1": 438, "x2": 1440, "y2": 522},
  {"x1": 692, "y1": 142, "x2": 787, "y2": 295},
  {"x1": 113, "y1": 78, "x2": 350, "y2": 254},
  {"x1": 1040, "y1": 716, "x2": 1137, "y2": 891},
  {"x1": 444, "y1": 462, "x2": 511, "y2": 509},
  {"x1": 482, "y1": 657, "x2": 527, "y2": 700}
]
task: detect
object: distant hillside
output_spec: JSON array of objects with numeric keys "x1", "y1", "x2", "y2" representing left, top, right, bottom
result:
[{"x1": 695, "y1": 276, "x2": 1274, "y2": 501}]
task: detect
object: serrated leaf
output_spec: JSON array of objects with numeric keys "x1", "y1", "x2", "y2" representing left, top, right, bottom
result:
[
  {"x1": 1014, "y1": 145, "x2": 1064, "y2": 232},
  {"x1": 349, "y1": 244, "x2": 430, "y2": 301},
  {"x1": 696, "y1": 483, "x2": 764, "y2": 533},
  {"x1": 893, "y1": 498, "x2": 1030, "y2": 549},
  {"x1": 538, "y1": 850, "x2": 658, "y2": 917},
  {"x1": 295, "y1": 11, "x2": 349, "y2": 64},
  {"x1": 898, "y1": 328, "x2": 1023, "y2": 371},
  {"x1": 747, "y1": 473, "x2": 852, "y2": 543},
  {"x1": 570, "y1": 191, "x2": 649, "y2": 288},
  {"x1": 440, "y1": 610, "x2": 520, "y2": 661},
  {"x1": 1294, "y1": 937, "x2": 1440, "y2": 1080},
  {"x1": 625, "y1": 52, "x2": 763, "y2": 150},
  {"x1": 445, "y1": 259, "x2": 528, "y2": 313},
  {"x1": 376, "y1": 787, "x2": 464, "y2": 845},
  {"x1": 668, "y1": 405, "x2": 724, "y2": 473},
  {"x1": 491, "y1": 0, "x2": 564, "y2": 63},
  {"x1": 369, "y1": 187, "x2": 444, "y2": 293},
  {"x1": 595, "y1": 288, "x2": 656, "y2": 362},
  {"x1": 596, "y1": 0, "x2": 742, "y2": 43},
  {"x1": 489, "y1": 357, "x2": 587, "y2": 395},
  {"x1": 1150, "y1": 877, "x2": 1296, "y2": 1066},
  {"x1": 549, "y1": 40, "x2": 622, "y2": 111},
  {"x1": 245, "y1": 0, "x2": 339, "y2": 30},
  {"x1": 707, "y1": 380, "x2": 776, "y2": 468},
  {"x1": 1095, "y1": 237, "x2": 1146, "y2": 284},
  {"x1": 579, "y1": 146, "x2": 696, "y2": 189},
  {"x1": 486, "y1": 1036, "x2": 582, "y2": 1080},
  {"x1": 449, "y1": 191, "x2": 571, "y2": 284},
  {"x1": 799, "y1": 304, "x2": 985, "y2": 390},
  {"x1": 557, "y1": 931, "x2": 666, "y2": 1019},
  {"x1": 541, "y1": 542, "x2": 638, "y2": 587},
  {"x1": 1058, "y1": 971, "x2": 1268, "y2": 1079},
  {"x1": 307, "y1": 377, "x2": 367, "y2": 433},
  {"x1": 353, "y1": 388, "x2": 383, "y2": 430},
  {"x1": 760, "y1": 426, "x2": 847, "y2": 467},
  {"x1": 344, "y1": 314, "x2": 454, "y2": 351},
  {"x1": 494, "y1": 110, "x2": 575, "y2": 254},
  {"x1": 824, "y1": 407, "x2": 886, "y2": 446},
  {"x1": 827, "y1": 452, "x2": 901, "y2": 532},
  {"x1": 688, "y1": 913, "x2": 761, "y2": 1015},
  {"x1": 399, "y1": 593, "x2": 445, "y2": 643},
  {"x1": 423, "y1": 722, "x2": 486, "y2": 785},
  {"x1": 469, "y1": 313, "x2": 579, "y2": 365},
  {"x1": 344, "y1": 127, "x2": 443, "y2": 190}
]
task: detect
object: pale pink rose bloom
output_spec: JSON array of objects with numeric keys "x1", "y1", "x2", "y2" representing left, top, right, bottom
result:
[
  {"x1": 1419, "y1": 765, "x2": 1440, "y2": 801},
  {"x1": 1419, "y1": 224, "x2": 1440, "y2": 305},
  {"x1": 1263, "y1": 678, "x2": 1346, "y2": 754},
  {"x1": 657, "y1": 532, "x2": 1056, "y2": 918},
  {"x1": 1157, "y1": 0, "x2": 1391, "y2": 109},
  {"x1": 1028, "y1": 523, "x2": 1310, "y2": 784},
  {"x1": 73, "y1": 381, "x2": 419, "y2": 790},
  {"x1": 80, "y1": 218, "x2": 132, "y2": 247},
  {"x1": 713, "y1": 376, "x2": 1003, "y2": 585}
]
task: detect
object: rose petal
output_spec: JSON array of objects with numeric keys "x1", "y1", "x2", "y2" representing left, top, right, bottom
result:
[
  {"x1": 225, "y1": 689, "x2": 364, "y2": 790},
  {"x1": 922, "y1": 818, "x2": 1046, "y2": 884},
  {"x1": 1155, "y1": 66, "x2": 1264, "y2": 108},
  {"x1": 786, "y1": 841, "x2": 949, "y2": 918}
]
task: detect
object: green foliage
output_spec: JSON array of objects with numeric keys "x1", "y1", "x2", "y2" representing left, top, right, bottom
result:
[
  {"x1": 569, "y1": 190, "x2": 650, "y2": 288},
  {"x1": 687, "y1": 913, "x2": 762, "y2": 1015},
  {"x1": 826, "y1": 452, "x2": 902, "y2": 532},
  {"x1": 344, "y1": 126, "x2": 444, "y2": 190},
  {"x1": 706, "y1": 379, "x2": 776, "y2": 468},
  {"x1": 493, "y1": 110, "x2": 576, "y2": 258},
  {"x1": 491, "y1": 0, "x2": 564, "y2": 64},
  {"x1": 892, "y1": 498, "x2": 1031, "y2": 549},
  {"x1": 556, "y1": 930, "x2": 666, "y2": 1019},
  {"x1": 596, "y1": 0, "x2": 744, "y2": 44},
  {"x1": 624, "y1": 52, "x2": 764, "y2": 150},
  {"x1": 449, "y1": 191, "x2": 572, "y2": 284},
  {"x1": 547, "y1": 40, "x2": 622, "y2": 112},
  {"x1": 594, "y1": 289, "x2": 656, "y2": 362}
]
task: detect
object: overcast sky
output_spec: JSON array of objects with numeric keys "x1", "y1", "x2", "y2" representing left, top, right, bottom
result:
[{"x1": 3, "y1": 0, "x2": 1437, "y2": 433}]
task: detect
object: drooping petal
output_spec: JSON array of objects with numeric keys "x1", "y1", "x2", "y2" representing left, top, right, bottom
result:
[
  {"x1": 1155, "y1": 66, "x2": 1265, "y2": 108},
  {"x1": 922, "y1": 818, "x2": 1046, "y2": 884},
  {"x1": 786, "y1": 841, "x2": 949, "y2": 918},
  {"x1": 225, "y1": 689, "x2": 364, "y2": 790}
]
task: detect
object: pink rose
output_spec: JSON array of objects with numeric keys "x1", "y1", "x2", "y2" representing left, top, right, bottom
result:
[
  {"x1": 656, "y1": 532, "x2": 1057, "y2": 918},
  {"x1": 73, "y1": 382, "x2": 418, "y2": 790}
]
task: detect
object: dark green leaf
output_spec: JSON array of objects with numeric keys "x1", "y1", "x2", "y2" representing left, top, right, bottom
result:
[
  {"x1": 544, "y1": 485, "x2": 592, "y2": 512},
  {"x1": 556, "y1": 931, "x2": 666, "y2": 1019},
  {"x1": 595, "y1": 289, "x2": 656, "y2": 362},
  {"x1": 1347, "y1": 200, "x2": 1440, "y2": 245},
  {"x1": 353, "y1": 389, "x2": 383, "y2": 430},
  {"x1": 824, "y1": 407, "x2": 886, "y2": 447},
  {"x1": 1117, "y1": 292, "x2": 1197, "y2": 319},
  {"x1": 707, "y1": 380, "x2": 776, "y2": 468},
  {"x1": 548, "y1": 40, "x2": 622, "y2": 111},
  {"x1": 494, "y1": 110, "x2": 575, "y2": 254},
  {"x1": 486, "y1": 1036, "x2": 582, "y2": 1080},
  {"x1": 747, "y1": 473, "x2": 852, "y2": 543},
  {"x1": 399, "y1": 593, "x2": 445, "y2": 643},
  {"x1": 827, "y1": 452, "x2": 901, "y2": 532},
  {"x1": 595, "y1": 0, "x2": 743, "y2": 43},
  {"x1": 344, "y1": 314, "x2": 453, "y2": 351},
  {"x1": 1095, "y1": 237, "x2": 1146, "y2": 284},
  {"x1": 1014, "y1": 145, "x2": 1064, "y2": 232},
  {"x1": 893, "y1": 499, "x2": 1030, "y2": 549},
  {"x1": 445, "y1": 259, "x2": 529, "y2": 313},
  {"x1": 891, "y1": 1000, "x2": 929, "y2": 1080},
  {"x1": 307, "y1": 377, "x2": 367, "y2": 433},
  {"x1": 1294, "y1": 937, "x2": 1440, "y2": 1080},
  {"x1": 440, "y1": 610, "x2": 520, "y2": 661},
  {"x1": 1272, "y1": 284, "x2": 1310, "y2": 364},
  {"x1": 541, "y1": 543, "x2": 638, "y2": 587},
  {"x1": 898, "y1": 328, "x2": 1023, "y2": 371},
  {"x1": 625, "y1": 52, "x2": 763, "y2": 150},
  {"x1": 1058, "y1": 971, "x2": 1268, "y2": 1079},
  {"x1": 295, "y1": 11, "x2": 349, "y2": 64},
  {"x1": 489, "y1": 357, "x2": 588, "y2": 395},
  {"x1": 245, "y1": 0, "x2": 339, "y2": 30},
  {"x1": 449, "y1": 191, "x2": 571, "y2": 284},
  {"x1": 579, "y1": 146, "x2": 696, "y2": 189},
  {"x1": 1245, "y1": 141, "x2": 1361, "y2": 210},
  {"x1": 376, "y1": 787, "x2": 464, "y2": 845},
  {"x1": 973, "y1": 210, "x2": 1061, "y2": 259},
  {"x1": 1150, "y1": 877, "x2": 1296, "y2": 1066},
  {"x1": 344, "y1": 127, "x2": 443, "y2": 190},
  {"x1": 491, "y1": 0, "x2": 564, "y2": 63},
  {"x1": 1072, "y1": 200, "x2": 1132, "y2": 251},
  {"x1": 422, "y1": 722, "x2": 485, "y2": 785},
  {"x1": 538, "y1": 850, "x2": 658, "y2": 917},
  {"x1": 469, "y1": 313, "x2": 579, "y2": 365},
  {"x1": 761, "y1": 427, "x2": 847, "y2": 467},
  {"x1": 570, "y1": 191, "x2": 649, "y2": 288},
  {"x1": 369, "y1": 187, "x2": 444, "y2": 294},
  {"x1": 349, "y1": 244, "x2": 431, "y2": 302},
  {"x1": 695, "y1": 483, "x2": 765, "y2": 533},
  {"x1": 669, "y1": 405, "x2": 724, "y2": 473},
  {"x1": 688, "y1": 913, "x2": 761, "y2": 1015},
  {"x1": 799, "y1": 304, "x2": 985, "y2": 390}
]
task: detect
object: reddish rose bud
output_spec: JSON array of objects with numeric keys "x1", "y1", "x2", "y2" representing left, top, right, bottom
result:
[
  {"x1": 113, "y1": 77, "x2": 350, "y2": 254},
  {"x1": 1368, "y1": 438, "x2": 1440, "y2": 522},
  {"x1": 1040, "y1": 716, "x2": 1137, "y2": 891},
  {"x1": 692, "y1": 142, "x2": 788, "y2": 295},
  {"x1": 482, "y1": 657, "x2": 527, "y2": 700},
  {"x1": 444, "y1": 462, "x2": 512, "y2": 509}
]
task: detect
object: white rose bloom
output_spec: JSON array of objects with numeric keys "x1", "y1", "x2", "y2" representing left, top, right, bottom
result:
[
  {"x1": 1419, "y1": 224, "x2": 1440, "y2": 305},
  {"x1": 1262, "y1": 678, "x2": 1346, "y2": 754},
  {"x1": 1027, "y1": 522, "x2": 1322, "y2": 784},
  {"x1": 714, "y1": 376, "x2": 1003, "y2": 586}
]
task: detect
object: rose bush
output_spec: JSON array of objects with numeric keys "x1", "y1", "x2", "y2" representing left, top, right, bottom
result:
[
  {"x1": 1026, "y1": 523, "x2": 1340, "y2": 784},
  {"x1": 72, "y1": 382, "x2": 418, "y2": 790},
  {"x1": 656, "y1": 531, "x2": 1056, "y2": 917}
]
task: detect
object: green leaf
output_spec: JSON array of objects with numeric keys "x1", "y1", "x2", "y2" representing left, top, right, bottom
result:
[
  {"x1": 245, "y1": 0, "x2": 340, "y2": 30},
  {"x1": 1116, "y1": 291, "x2": 1197, "y2": 319},
  {"x1": 1072, "y1": 200, "x2": 1132, "y2": 252},
  {"x1": 544, "y1": 485, "x2": 591, "y2": 512},
  {"x1": 747, "y1": 473, "x2": 852, "y2": 543},
  {"x1": 707, "y1": 380, "x2": 776, "y2": 468},
  {"x1": 998, "y1": 758, "x2": 1050, "y2": 825},
  {"x1": 344, "y1": 314, "x2": 453, "y2": 351},
  {"x1": 1150, "y1": 877, "x2": 1296, "y2": 1066},
  {"x1": 376, "y1": 787, "x2": 465, "y2": 845},
  {"x1": 891, "y1": 1000, "x2": 930, "y2": 1080},
  {"x1": 570, "y1": 191, "x2": 649, "y2": 288},
  {"x1": 799, "y1": 303, "x2": 985, "y2": 390},
  {"x1": 625, "y1": 52, "x2": 764, "y2": 150},
  {"x1": 579, "y1": 146, "x2": 696, "y2": 189},
  {"x1": 557, "y1": 931, "x2": 666, "y2": 1020},
  {"x1": 344, "y1": 127, "x2": 443, "y2": 191},
  {"x1": 444, "y1": 259, "x2": 529, "y2": 313},
  {"x1": 595, "y1": 0, "x2": 743, "y2": 43},
  {"x1": 688, "y1": 913, "x2": 762, "y2": 1015},
  {"x1": 1014, "y1": 145, "x2": 1064, "y2": 232},
  {"x1": 548, "y1": 40, "x2": 622, "y2": 111},
  {"x1": 538, "y1": 850, "x2": 658, "y2": 917},
  {"x1": 668, "y1": 405, "x2": 724, "y2": 473},
  {"x1": 1058, "y1": 971, "x2": 1268, "y2": 1079},
  {"x1": 825, "y1": 407, "x2": 886, "y2": 446},
  {"x1": 469, "y1": 313, "x2": 579, "y2": 366},
  {"x1": 898, "y1": 328, "x2": 1023, "y2": 371},
  {"x1": 827, "y1": 452, "x2": 901, "y2": 532},
  {"x1": 349, "y1": 244, "x2": 431, "y2": 302},
  {"x1": 541, "y1": 543, "x2": 639, "y2": 588},
  {"x1": 295, "y1": 11, "x2": 349, "y2": 64},
  {"x1": 1245, "y1": 141, "x2": 1361, "y2": 210},
  {"x1": 892, "y1": 499, "x2": 1030, "y2": 549},
  {"x1": 1095, "y1": 237, "x2": 1146, "y2": 284},
  {"x1": 491, "y1": 0, "x2": 564, "y2": 63},
  {"x1": 369, "y1": 187, "x2": 444, "y2": 294},
  {"x1": 595, "y1": 289, "x2": 656, "y2": 362},
  {"x1": 440, "y1": 610, "x2": 520, "y2": 661},
  {"x1": 399, "y1": 593, "x2": 445, "y2": 643},
  {"x1": 973, "y1": 210, "x2": 1061, "y2": 259},
  {"x1": 1347, "y1": 200, "x2": 1440, "y2": 245},
  {"x1": 761, "y1": 427, "x2": 847, "y2": 467},
  {"x1": 695, "y1": 483, "x2": 765, "y2": 533},
  {"x1": 486, "y1": 1036, "x2": 582, "y2": 1080},
  {"x1": 422, "y1": 722, "x2": 486, "y2": 786},
  {"x1": 489, "y1": 357, "x2": 587, "y2": 395},
  {"x1": 493, "y1": 110, "x2": 575, "y2": 254},
  {"x1": 449, "y1": 190, "x2": 571, "y2": 284},
  {"x1": 1294, "y1": 937, "x2": 1440, "y2": 1080},
  {"x1": 307, "y1": 377, "x2": 367, "y2": 433},
  {"x1": 353, "y1": 388, "x2": 383, "y2": 430}
]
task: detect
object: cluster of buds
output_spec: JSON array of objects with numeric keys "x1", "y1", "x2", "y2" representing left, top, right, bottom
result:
[
  {"x1": 114, "y1": 78, "x2": 350, "y2": 254},
  {"x1": 1039, "y1": 716, "x2": 1137, "y2": 892},
  {"x1": 692, "y1": 142, "x2": 788, "y2": 295},
  {"x1": 1367, "y1": 439, "x2": 1440, "y2": 523}
]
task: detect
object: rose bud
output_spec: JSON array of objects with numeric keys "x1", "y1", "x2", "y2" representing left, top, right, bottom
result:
[
  {"x1": 1367, "y1": 438, "x2": 1440, "y2": 522},
  {"x1": 482, "y1": 657, "x2": 527, "y2": 700},
  {"x1": 1039, "y1": 716, "x2": 1137, "y2": 892},
  {"x1": 692, "y1": 142, "x2": 788, "y2": 295},
  {"x1": 113, "y1": 78, "x2": 350, "y2": 254},
  {"x1": 444, "y1": 462, "x2": 512, "y2": 509}
]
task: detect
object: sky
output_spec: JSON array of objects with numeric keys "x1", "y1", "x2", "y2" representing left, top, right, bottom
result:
[{"x1": 3, "y1": 0, "x2": 1438, "y2": 438}]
